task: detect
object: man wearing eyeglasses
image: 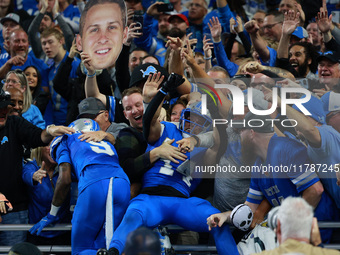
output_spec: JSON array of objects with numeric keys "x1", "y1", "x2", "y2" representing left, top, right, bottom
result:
[{"x1": 245, "y1": 11, "x2": 283, "y2": 67}]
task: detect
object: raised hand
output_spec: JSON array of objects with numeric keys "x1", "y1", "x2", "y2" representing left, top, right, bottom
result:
[
  {"x1": 52, "y1": 0, "x2": 59, "y2": 18},
  {"x1": 316, "y1": 1, "x2": 332, "y2": 34},
  {"x1": 208, "y1": 16, "x2": 222, "y2": 42},
  {"x1": 80, "y1": 52, "x2": 95, "y2": 75},
  {"x1": 282, "y1": 10, "x2": 300, "y2": 36},
  {"x1": 166, "y1": 36, "x2": 183, "y2": 51},
  {"x1": 33, "y1": 161, "x2": 47, "y2": 184},
  {"x1": 125, "y1": 22, "x2": 143, "y2": 45},
  {"x1": 181, "y1": 39, "x2": 195, "y2": 67},
  {"x1": 69, "y1": 38, "x2": 79, "y2": 59},
  {"x1": 39, "y1": 0, "x2": 48, "y2": 12},
  {"x1": 143, "y1": 72, "x2": 165, "y2": 103},
  {"x1": 203, "y1": 35, "x2": 213, "y2": 59},
  {"x1": 244, "y1": 20, "x2": 260, "y2": 35}
]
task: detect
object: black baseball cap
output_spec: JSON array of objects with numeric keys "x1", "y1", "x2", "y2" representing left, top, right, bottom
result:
[
  {"x1": 77, "y1": 97, "x2": 106, "y2": 119},
  {"x1": 9, "y1": 242, "x2": 42, "y2": 255},
  {"x1": 129, "y1": 63, "x2": 168, "y2": 88},
  {"x1": 233, "y1": 112, "x2": 274, "y2": 133},
  {"x1": 124, "y1": 227, "x2": 161, "y2": 255},
  {"x1": 317, "y1": 50, "x2": 340, "y2": 64}
]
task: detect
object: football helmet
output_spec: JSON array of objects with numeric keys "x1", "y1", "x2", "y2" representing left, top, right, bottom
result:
[
  {"x1": 68, "y1": 118, "x2": 100, "y2": 132},
  {"x1": 179, "y1": 101, "x2": 213, "y2": 136}
]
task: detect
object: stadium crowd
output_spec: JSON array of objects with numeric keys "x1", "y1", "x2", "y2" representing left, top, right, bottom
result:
[{"x1": 0, "y1": 0, "x2": 340, "y2": 254}]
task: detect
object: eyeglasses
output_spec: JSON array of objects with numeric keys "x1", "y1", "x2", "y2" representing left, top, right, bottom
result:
[
  {"x1": 2, "y1": 79, "x2": 21, "y2": 85},
  {"x1": 189, "y1": 3, "x2": 205, "y2": 8},
  {"x1": 262, "y1": 22, "x2": 282, "y2": 30},
  {"x1": 326, "y1": 110, "x2": 340, "y2": 123}
]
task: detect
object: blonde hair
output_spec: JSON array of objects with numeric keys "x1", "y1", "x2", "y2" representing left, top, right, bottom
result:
[
  {"x1": 6, "y1": 69, "x2": 32, "y2": 113},
  {"x1": 30, "y1": 147, "x2": 43, "y2": 166}
]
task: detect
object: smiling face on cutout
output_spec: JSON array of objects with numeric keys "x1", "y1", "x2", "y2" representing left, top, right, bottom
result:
[{"x1": 76, "y1": 2, "x2": 128, "y2": 70}]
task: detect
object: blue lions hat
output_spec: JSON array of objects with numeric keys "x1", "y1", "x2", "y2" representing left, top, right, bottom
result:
[
  {"x1": 292, "y1": 95, "x2": 326, "y2": 124},
  {"x1": 129, "y1": 63, "x2": 168, "y2": 88},
  {"x1": 321, "y1": 91, "x2": 340, "y2": 116},
  {"x1": 292, "y1": 26, "x2": 308, "y2": 39}
]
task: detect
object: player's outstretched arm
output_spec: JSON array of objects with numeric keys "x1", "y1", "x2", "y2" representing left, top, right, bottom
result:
[{"x1": 30, "y1": 163, "x2": 72, "y2": 236}]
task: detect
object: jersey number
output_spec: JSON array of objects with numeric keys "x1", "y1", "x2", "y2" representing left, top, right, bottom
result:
[
  {"x1": 159, "y1": 160, "x2": 193, "y2": 187},
  {"x1": 89, "y1": 141, "x2": 115, "y2": 156}
]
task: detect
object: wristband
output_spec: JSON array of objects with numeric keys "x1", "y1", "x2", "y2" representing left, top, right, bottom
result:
[
  {"x1": 46, "y1": 124, "x2": 55, "y2": 136},
  {"x1": 50, "y1": 204, "x2": 60, "y2": 216},
  {"x1": 87, "y1": 72, "x2": 96, "y2": 78},
  {"x1": 204, "y1": 56, "x2": 212, "y2": 60},
  {"x1": 159, "y1": 89, "x2": 167, "y2": 95}
]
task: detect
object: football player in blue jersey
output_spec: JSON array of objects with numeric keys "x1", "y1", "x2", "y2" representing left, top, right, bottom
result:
[
  {"x1": 97, "y1": 72, "x2": 239, "y2": 255},
  {"x1": 30, "y1": 119, "x2": 130, "y2": 255}
]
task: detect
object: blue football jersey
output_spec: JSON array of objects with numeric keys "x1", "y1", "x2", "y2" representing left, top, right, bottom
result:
[
  {"x1": 247, "y1": 135, "x2": 318, "y2": 206},
  {"x1": 55, "y1": 132, "x2": 128, "y2": 193},
  {"x1": 143, "y1": 122, "x2": 202, "y2": 197}
]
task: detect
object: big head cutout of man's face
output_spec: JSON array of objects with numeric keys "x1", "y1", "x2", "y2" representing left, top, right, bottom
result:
[{"x1": 77, "y1": 0, "x2": 128, "y2": 70}]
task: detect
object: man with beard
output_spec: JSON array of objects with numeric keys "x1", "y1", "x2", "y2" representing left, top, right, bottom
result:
[
  {"x1": 276, "y1": 10, "x2": 319, "y2": 84},
  {"x1": 134, "y1": 2, "x2": 171, "y2": 66},
  {"x1": 288, "y1": 42, "x2": 318, "y2": 79},
  {"x1": 168, "y1": 13, "x2": 189, "y2": 41},
  {"x1": 208, "y1": 112, "x2": 337, "y2": 243}
]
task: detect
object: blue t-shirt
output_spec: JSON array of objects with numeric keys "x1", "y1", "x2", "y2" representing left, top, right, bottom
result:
[
  {"x1": 22, "y1": 104, "x2": 46, "y2": 129},
  {"x1": 0, "y1": 54, "x2": 49, "y2": 87},
  {"x1": 55, "y1": 132, "x2": 128, "y2": 193},
  {"x1": 259, "y1": 46, "x2": 277, "y2": 67}
]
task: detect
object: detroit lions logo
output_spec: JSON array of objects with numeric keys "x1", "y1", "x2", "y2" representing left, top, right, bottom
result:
[
  {"x1": 1, "y1": 136, "x2": 8, "y2": 145},
  {"x1": 140, "y1": 66, "x2": 157, "y2": 78}
]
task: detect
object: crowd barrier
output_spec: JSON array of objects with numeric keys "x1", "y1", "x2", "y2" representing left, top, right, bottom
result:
[{"x1": 0, "y1": 223, "x2": 340, "y2": 253}]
